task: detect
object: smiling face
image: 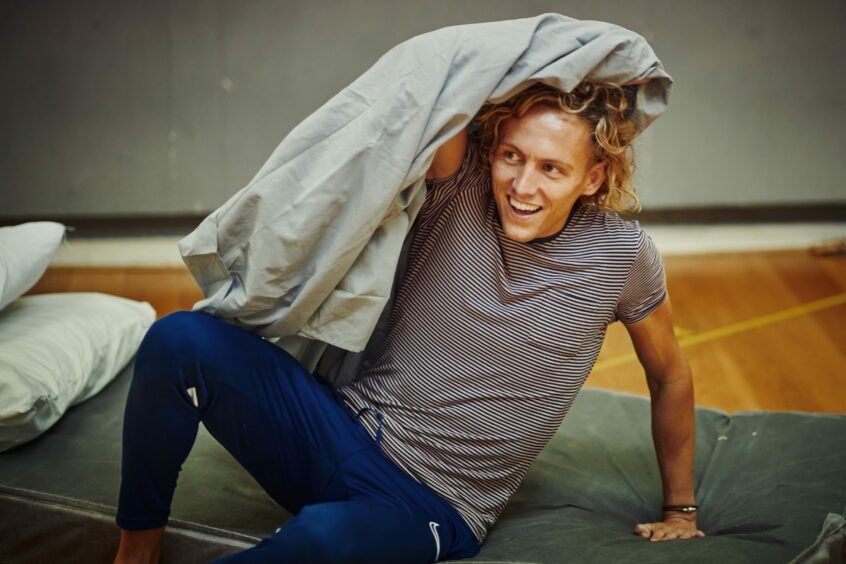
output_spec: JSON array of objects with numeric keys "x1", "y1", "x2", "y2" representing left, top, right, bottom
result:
[{"x1": 489, "y1": 105, "x2": 607, "y2": 243}]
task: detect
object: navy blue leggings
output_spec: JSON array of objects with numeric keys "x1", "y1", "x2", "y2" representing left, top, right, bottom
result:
[{"x1": 116, "y1": 311, "x2": 480, "y2": 563}]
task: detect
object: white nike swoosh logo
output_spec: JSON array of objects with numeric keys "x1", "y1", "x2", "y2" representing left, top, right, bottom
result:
[{"x1": 429, "y1": 521, "x2": 441, "y2": 561}]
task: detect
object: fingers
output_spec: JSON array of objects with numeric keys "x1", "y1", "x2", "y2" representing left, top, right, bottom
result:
[
  {"x1": 633, "y1": 522, "x2": 654, "y2": 539},
  {"x1": 634, "y1": 522, "x2": 706, "y2": 541},
  {"x1": 649, "y1": 531, "x2": 705, "y2": 541}
]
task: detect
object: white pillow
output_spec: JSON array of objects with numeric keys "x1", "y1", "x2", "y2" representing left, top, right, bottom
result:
[
  {"x1": 0, "y1": 222, "x2": 66, "y2": 311},
  {"x1": 0, "y1": 292, "x2": 155, "y2": 452}
]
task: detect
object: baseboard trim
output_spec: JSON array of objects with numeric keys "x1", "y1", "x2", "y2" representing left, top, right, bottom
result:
[
  {"x1": 1, "y1": 204, "x2": 844, "y2": 236},
  {"x1": 0, "y1": 214, "x2": 203, "y2": 237},
  {"x1": 620, "y1": 203, "x2": 846, "y2": 224}
]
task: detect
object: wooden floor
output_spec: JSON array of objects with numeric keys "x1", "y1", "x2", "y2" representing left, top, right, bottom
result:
[
  {"x1": 27, "y1": 249, "x2": 846, "y2": 415},
  {"x1": 588, "y1": 250, "x2": 846, "y2": 415}
]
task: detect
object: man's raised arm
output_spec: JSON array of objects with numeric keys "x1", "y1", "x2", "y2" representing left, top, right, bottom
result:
[{"x1": 426, "y1": 127, "x2": 469, "y2": 181}]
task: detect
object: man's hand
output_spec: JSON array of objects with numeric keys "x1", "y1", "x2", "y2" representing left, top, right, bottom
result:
[{"x1": 633, "y1": 514, "x2": 705, "y2": 541}]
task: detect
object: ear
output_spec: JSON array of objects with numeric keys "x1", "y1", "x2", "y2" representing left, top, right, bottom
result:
[{"x1": 582, "y1": 160, "x2": 607, "y2": 197}]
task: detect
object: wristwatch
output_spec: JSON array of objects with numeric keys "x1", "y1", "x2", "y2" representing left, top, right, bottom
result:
[{"x1": 662, "y1": 504, "x2": 698, "y2": 513}]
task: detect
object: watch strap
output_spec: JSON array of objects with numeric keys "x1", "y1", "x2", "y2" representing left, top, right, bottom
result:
[{"x1": 662, "y1": 504, "x2": 698, "y2": 513}]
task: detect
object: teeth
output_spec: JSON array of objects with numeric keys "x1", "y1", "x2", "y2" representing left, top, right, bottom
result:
[{"x1": 509, "y1": 196, "x2": 541, "y2": 212}]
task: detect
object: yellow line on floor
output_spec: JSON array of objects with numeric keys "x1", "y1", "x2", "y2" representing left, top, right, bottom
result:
[{"x1": 593, "y1": 292, "x2": 846, "y2": 372}]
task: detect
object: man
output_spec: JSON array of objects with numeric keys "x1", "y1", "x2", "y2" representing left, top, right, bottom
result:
[{"x1": 114, "y1": 80, "x2": 702, "y2": 564}]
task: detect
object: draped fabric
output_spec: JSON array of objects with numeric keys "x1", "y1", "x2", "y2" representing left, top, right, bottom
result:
[{"x1": 177, "y1": 13, "x2": 672, "y2": 384}]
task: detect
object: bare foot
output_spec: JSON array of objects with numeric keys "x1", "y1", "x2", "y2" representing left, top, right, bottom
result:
[{"x1": 114, "y1": 527, "x2": 165, "y2": 564}]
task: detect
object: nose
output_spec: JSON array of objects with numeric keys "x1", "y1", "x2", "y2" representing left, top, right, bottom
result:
[{"x1": 511, "y1": 166, "x2": 539, "y2": 197}]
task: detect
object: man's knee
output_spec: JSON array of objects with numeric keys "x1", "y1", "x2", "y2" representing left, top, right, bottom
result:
[{"x1": 135, "y1": 310, "x2": 219, "y2": 377}]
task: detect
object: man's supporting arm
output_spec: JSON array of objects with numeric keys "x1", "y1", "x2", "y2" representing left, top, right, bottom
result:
[{"x1": 623, "y1": 297, "x2": 705, "y2": 541}]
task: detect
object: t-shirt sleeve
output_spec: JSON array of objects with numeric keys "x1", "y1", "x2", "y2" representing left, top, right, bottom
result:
[{"x1": 615, "y1": 229, "x2": 668, "y2": 324}]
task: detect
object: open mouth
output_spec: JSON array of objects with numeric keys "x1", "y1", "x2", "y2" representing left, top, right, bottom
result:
[{"x1": 508, "y1": 196, "x2": 542, "y2": 216}]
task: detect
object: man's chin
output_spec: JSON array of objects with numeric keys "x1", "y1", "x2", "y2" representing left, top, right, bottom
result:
[
  {"x1": 501, "y1": 225, "x2": 538, "y2": 243},
  {"x1": 498, "y1": 207, "x2": 545, "y2": 243}
]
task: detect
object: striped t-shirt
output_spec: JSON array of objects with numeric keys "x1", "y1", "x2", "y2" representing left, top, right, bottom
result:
[{"x1": 336, "y1": 135, "x2": 667, "y2": 544}]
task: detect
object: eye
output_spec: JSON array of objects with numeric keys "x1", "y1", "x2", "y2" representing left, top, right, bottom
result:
[
  {"x1": 502, "y1": 150, "x2": 519, "y2": 161},
  {"x1": 542, "y1": 163, "x2": 561, "y2": 174}
]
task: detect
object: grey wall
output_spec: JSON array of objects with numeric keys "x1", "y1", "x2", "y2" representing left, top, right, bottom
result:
[{"x1": 2, "y1": 0, "x2": 845, "y2": 218}]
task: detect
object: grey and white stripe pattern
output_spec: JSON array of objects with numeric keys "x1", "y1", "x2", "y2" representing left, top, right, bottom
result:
[{"x1": 337, "y1": 136, "x2": 667, "y2": 544}]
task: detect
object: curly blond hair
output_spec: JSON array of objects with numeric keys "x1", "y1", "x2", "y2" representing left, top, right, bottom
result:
[{"x1": 471, "y1": 81, "x2": 641, "y2": 213}]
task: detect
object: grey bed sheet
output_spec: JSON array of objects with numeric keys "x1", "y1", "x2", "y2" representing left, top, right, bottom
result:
[{"x1": 0, "y1": 361, "x2": 843, "y2": 563}]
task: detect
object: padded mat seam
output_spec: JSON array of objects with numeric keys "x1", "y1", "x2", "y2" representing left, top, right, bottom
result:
[{"x1": 0, "y1": 485, "x2": 263, "y2": 545}]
